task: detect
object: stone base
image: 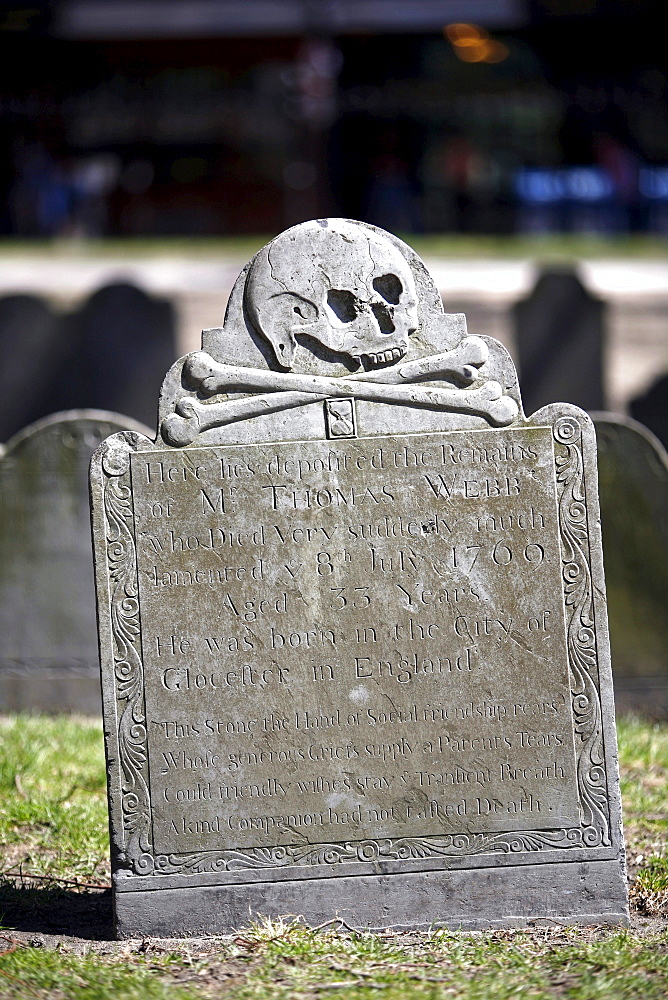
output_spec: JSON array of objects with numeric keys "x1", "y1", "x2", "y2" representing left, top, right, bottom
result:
[{"x1": 114, "y1": 860, "x2": 629, "y2": 938}]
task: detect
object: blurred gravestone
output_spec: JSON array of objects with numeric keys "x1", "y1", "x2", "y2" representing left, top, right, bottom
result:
[
  {"x1": 592, "y1": 412, "x2": 668, "y2": 719},
  {"x1": 0, "y1": 410, "x2": 152, "y2": 714},
  {"x1": 66, "y1": 283, "x2": 177, "y2": 432},
  {"x1": 0, "y1": 295, "x2": 66, "y2": 441},
  {"x1": 513, "y1": 269, "x2": 605, "y2": 417},
  {"x1": 0, "y1": 284, "x2": 176, "y2": 440},
  {"x1": 630, "y1": 374, "x2": 668, "y2": 451}
]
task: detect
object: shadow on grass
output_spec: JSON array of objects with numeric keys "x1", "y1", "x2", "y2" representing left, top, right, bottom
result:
[{"x1": 0, "y1": 878, "x2": 113, "y2": 939}]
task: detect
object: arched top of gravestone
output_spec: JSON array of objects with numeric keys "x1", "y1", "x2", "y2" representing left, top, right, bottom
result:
[
  {"x1": 68, "y1": 282, "x2": 177, "y2": 432},
  {"x1": 0, "y1": 293, "x2": 65, "y2": 440},
  {"x1": 590, "y1": 411, "x2": 668, "y2": 691},
  {"x1": 513, "y1": 267, "x2": 604, "y2": 416},
  {"x1": 0, "y1": 409, "x2": 154, "y2": 714},
  {"x1": 591, "y1": 411, "x2": 668, "y2": 475},
  {"x1": 2, "y1": 409, "x2": 153, "y2": 457},
  {"x1": 629, "y1": 373, "x2": 668, "y2": 453},
  {"x1": 158, "y1": 219, "x2": 523, "y2": 448},
  {"x1": 211, "y1": 219, "x2": 446, "y2": 371},
  {"x1": 591, "y1": 412, "x2": 667, "y2": 530}
]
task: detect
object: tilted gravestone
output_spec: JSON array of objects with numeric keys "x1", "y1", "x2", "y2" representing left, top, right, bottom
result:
[
  {"x1": 0, "y1": 410, "x2": 152, "y2": 714},
  {"x1": 91, "y1": 220, "x2": 628, "y2": 937},
  {"x1": 592, "y1": 412, "x2": 668, "y2": 719}
]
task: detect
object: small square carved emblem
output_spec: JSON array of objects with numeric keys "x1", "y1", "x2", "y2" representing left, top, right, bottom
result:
[{"x1": 325, "y1": 398, "x2": 357, "y2": 438}]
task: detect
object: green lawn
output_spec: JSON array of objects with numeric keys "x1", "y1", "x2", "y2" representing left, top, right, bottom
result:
[
  {"x1": 0, "y1": 714, "x2": 666, "y2": 999},
  {"x1": 0, "y1": 233, "x2": 666, "y2": 260}
]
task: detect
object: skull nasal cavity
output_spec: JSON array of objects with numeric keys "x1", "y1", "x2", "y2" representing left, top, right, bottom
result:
[
  {"x1": 327, "y1": 289, "x2": 357, "y2": 323},
  {"x1": 371, "y1": 303, "x2": 395, "y2": 334},
  {"x1": 372, "y1": 273, "x2": 403, "y2": 304}
]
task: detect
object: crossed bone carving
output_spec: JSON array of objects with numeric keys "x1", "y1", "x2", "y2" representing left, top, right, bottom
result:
[{"x1": 161, "y1": 336, "x2": 519, "y2": 447}]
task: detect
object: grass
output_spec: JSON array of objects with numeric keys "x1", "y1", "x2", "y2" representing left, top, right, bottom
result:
[
  {"x1": 617, "y1": 718, "x2": 668, "y2": 917},
  {"x1": 0, "y1": 233, "x2": 666, "y2": 260},
  {"x1": 0, "y1": 715, "x2": 108, "y2": 886},
  {"x1": 0, "y1": 714, "x2": 667, "y2": 998},
  {"x1": 1, "y1": 919, "x2": 667, "y2": 999},
  {"x1": 0, "y1": 946, "x2": 197, "y2": 1000}
]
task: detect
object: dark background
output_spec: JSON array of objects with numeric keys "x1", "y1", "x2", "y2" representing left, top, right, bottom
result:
[{"x1": 1, "y1": 0, "x2": 667, "y2": 238}]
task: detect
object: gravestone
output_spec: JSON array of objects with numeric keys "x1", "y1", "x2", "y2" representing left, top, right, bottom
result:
[
  {"x1": 0, "y1": 295, "x2": 65, "y2": 441},
  {"x1": 0, "y1": 284, "x2": 177, "y2": 441},
  {"x1": 66, "y1": 283, "x2": 177, "y2": 431},
  {"x1": 513, "y1": 269, "x2": 605, "y2": 416},
  {"x1": 0, "y1": 410, "x2": 152, "y2": 714},
  {"x1": 91, "y1": 219, "x2": 628, "y2": 937},
  {"x1": 592, "y1": 412, "x2": 668, "y2": 719},
  {"x1": 630, "y1": 374, "x2": 668, "y2": 452}
]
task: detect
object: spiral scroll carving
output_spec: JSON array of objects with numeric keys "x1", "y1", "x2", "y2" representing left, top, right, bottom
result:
[
  {"x1": 103, "y1": 440, "x2": 154, "y2": 875},
  {"x1": 553, "y1": 417, "x2": 610, "y2": 846},
  {"x1": 151, "y1": 827, "x2": 587, "y2": 874}
]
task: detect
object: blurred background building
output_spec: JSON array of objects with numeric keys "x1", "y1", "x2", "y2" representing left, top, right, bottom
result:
[
  {"x1": 1, "y1": 0, "x2": 667, "y2": 238},
  {"x1": 1, "y1": 0, "x2": 666, "y2": 717}
]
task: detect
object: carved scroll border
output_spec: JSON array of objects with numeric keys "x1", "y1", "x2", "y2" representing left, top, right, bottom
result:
[
  {"x1": 103, "y1": 438, "x2": 154, "y2": 876},
  {"x1": 106, "y1": 418, "x2": 609, "y2": 879},
  {"x1": 552, "y1": 415, "x2": 609, "y2": 847}
]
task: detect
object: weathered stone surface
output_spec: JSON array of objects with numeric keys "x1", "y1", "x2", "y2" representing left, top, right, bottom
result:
[
  {"x1": 115, "y1": 860, "x2": 629, "y2": 938},
  {"x1": 0, "y1": 410, "x2": 151, "y2": 713},
  {"x1": 592, "y1": 412, "x2": 668, "y2": 719},
  {"x1": 91, "y1": 219, "x2": 627, "y2": 936}
]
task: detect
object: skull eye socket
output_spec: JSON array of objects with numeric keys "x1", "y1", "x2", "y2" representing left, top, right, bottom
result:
[
  {"x1": 372, "y1": 273, "x2": 402, "y2": 305},
  {"x1": 327, "y1": 289, "x2": 357, "y2": 323}
]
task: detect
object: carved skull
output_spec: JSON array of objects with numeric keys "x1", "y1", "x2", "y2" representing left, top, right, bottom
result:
[{"x1": 245, "y1": 219, "x2": 419, "y2": 369}]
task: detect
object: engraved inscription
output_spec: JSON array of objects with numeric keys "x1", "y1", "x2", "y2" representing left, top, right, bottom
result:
[{"x1": 128, "y1": 427, "x2": 582, "y2": 858}]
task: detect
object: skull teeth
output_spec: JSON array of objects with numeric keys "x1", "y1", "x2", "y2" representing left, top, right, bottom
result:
[{"x1": 364, "y1": 347, "x2": 406, "y2": 366}]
